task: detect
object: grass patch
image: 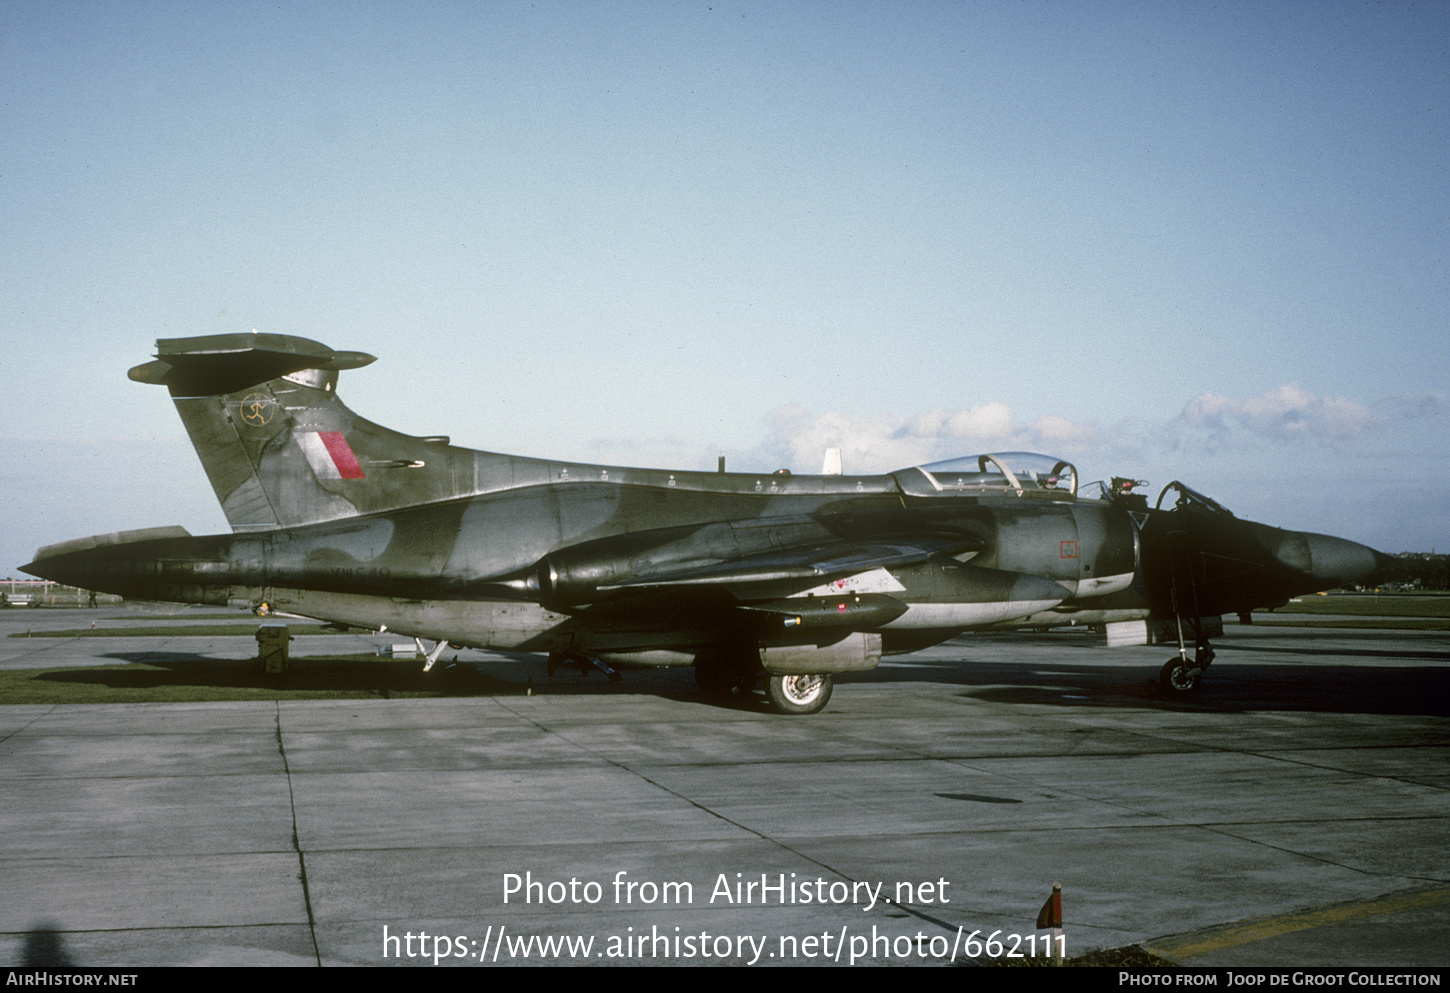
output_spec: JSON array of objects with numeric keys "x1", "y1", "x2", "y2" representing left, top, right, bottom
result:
[
  {"x1": 0, "y1": 656, "x2": 522, "y2": 704},
  {"x1": 103, "y1": 612, "x2": 258, "y2": 621},
  {"x1": 1247, "y1": 617, "x2": 1450, "y2": 630},
  {"x1": 1268, "y1": 595, "x2": 1450, "y2": 618}
]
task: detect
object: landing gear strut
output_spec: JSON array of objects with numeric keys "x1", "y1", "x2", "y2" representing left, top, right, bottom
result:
[
  {"x1": 694, "y1": 648, "x2": 759, "y2": 702},
  {"x1": 1157, "y1": 517, "x2": 1216, "y2": 697}
]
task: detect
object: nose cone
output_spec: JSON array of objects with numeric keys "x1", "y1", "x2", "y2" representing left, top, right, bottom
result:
[
  {"x1": 20, "y1": 554, "x2": 82, "y2": 587},
  {"x1": 1292, "y1": 532, "x2": 1384, "y2": 587},
  {"x1": 20, "y1": 549, "x2": 114, "y2": 595}
]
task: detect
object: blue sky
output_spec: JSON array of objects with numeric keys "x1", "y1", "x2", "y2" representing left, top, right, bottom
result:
[{"x1": 2, "y1": 0, "x2": 1446, "y2": 576}]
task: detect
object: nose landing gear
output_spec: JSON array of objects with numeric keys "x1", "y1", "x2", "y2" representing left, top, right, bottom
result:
[{"x1": 1160, "y1": 640, "x2": 1214, "y2": 695}]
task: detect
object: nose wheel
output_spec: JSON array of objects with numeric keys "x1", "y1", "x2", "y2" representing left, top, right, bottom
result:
[
  {"x1": 1159, "y1": 642, "x2": 1214, "y2": 695},
  {"x1": 1159, "y1": 659, "x2": 1201, "y2": 694}
]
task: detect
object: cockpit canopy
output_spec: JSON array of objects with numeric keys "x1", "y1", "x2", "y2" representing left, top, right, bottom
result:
[
  {"x1": 892, "y1": 452, "x2": 1078, "y2": 499},
  {"x1": 1156, "y1": 480, "x2": 1235, "y2": 517}
]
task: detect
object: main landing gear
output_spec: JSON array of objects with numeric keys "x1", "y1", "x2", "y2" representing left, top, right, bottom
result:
[
  {"x1": 694, "y1": 649, "x2": 834, "y2": 715},
  {"x1": 764, "y1": 673, "x2": 834, "y2": 715}
]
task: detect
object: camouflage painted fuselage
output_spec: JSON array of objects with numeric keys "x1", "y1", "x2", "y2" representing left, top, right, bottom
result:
[{"x1": 24, "y1": 333, "x2": 1387, "y2": 677}]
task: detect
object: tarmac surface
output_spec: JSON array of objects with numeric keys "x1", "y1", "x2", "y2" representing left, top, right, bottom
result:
[{"x1": 1, "y1": 608, "x2": 1446, "y2": 968}]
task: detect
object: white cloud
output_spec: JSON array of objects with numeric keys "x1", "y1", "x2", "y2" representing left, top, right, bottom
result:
[
  {"x1": 758, "y1": 403, "x2": 1100, "y2": 475},
  {"x1": 750, "y1": 384, "x2": 1440, "y2": 490},
  {"x1": 943, "y1": 403, "x2": 1014, "y2": 440},
  {"x1": 1181, "y1": 384, "x2": 1382, "y2": 439},
  {"x1": 1031, "y1": 413, "x2": 1099, "y2": 447}
]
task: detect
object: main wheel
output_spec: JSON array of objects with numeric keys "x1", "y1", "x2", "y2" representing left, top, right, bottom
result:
[
  {"x1": 1159, "y1": 658, "x2": 1200, "y2": 695},
  {"x1": 765, "y1": 673, "x2": 834, "y2": 715}
]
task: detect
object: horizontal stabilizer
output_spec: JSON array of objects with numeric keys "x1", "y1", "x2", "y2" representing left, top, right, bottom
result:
[
  {"x1": 29, "y1": 525, "x2": 192, "y2": 563},
  {"x1": 129, "y1": 333, "x2": 375, "y2": 396}
]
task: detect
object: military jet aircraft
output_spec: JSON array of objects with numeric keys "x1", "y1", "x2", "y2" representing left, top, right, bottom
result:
[{"x1": 22, "y1": 333, "x2": 1393, "y2": 714}]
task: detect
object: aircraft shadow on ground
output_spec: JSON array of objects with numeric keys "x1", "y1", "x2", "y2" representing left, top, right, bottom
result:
[
  {"x1": 22, "y1": 639, "x2": 1446, "y2": 718},
  {"x1": 851, "y1": 631, "x2": 1449, "y2": 717},
  {"x1": 40, "y1": 653, "x2": 520, "y2": 696},
  {"x1": 849, "y1": 658, "x2": 1450, "y2": 718},
  {"x1": 17, "y1": 920, "x2": 72, "y2": 967}
]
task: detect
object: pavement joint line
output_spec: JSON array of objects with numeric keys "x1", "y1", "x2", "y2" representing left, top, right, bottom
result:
[
  {"x1": 1183, "y1": 820, "x2": 1411, "y2": 879},
  {"x1": 1122, "y1": 738, "x2": 1450, "y2": 832},
  {"x1": 0, "y1": 703, "x2": 58, "y2": 745},
  {"x1": 275, "y1": 702, "x2": 321, "y2": 967},
  {"x1": 1233, "y1": 754, "x2": 1450, "y2": 792},
  {"x1": 491, "y1": 697, "x2": 966, "y2": 936},
  {"x1": 876, "y1": 734, "x2": 1450, "y2": 856},
  {"x1": 1064, "y1": 726, "x2": 1450, "y2": 798},
  {"x1": 1144, "y1": 886, "x2": 1450, "y2": 961}
]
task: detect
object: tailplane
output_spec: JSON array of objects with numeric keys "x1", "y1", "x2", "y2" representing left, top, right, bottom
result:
[{"x1": 131, "y1": 333, "x2": 479, "y2": 531}]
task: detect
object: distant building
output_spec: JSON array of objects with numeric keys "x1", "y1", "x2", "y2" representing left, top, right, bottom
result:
[{"x1": 1, "y1": 579, "x2": 123, "y2": 606}]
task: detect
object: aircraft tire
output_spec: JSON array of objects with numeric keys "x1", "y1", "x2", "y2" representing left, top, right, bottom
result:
[
  {"x1": 1159, "y1": 659, "x2": 1200, "y2": 695},
  {"x1": 765, "y1": 673, "x2": 834, "y2": 715}
]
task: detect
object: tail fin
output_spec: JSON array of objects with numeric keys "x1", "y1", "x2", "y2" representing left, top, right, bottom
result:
[{"x1": 131, "y1": 333, "x2": 480, "y2": 531}]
